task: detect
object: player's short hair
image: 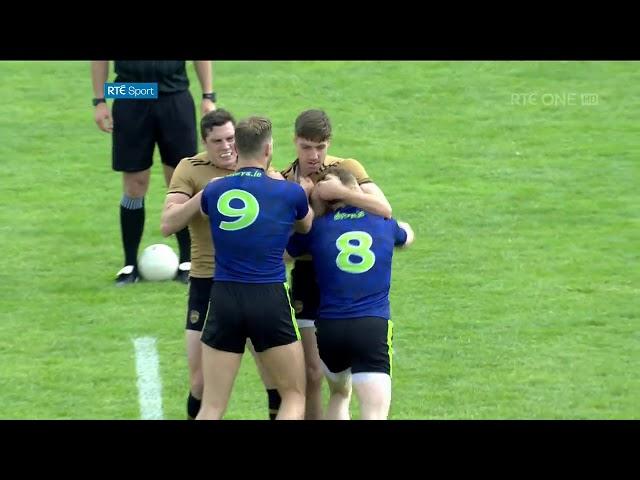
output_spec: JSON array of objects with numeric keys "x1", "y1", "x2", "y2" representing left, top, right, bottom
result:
[
  {"x1": 319, "y1": 166, "x2": 358, "y2": 188},
  {"x1": 295, "y1": 109, "x2": 332, "y2": 142},
  {"x1": 200, "y1": 108, "x2": 235, "y2": 140},
  {"x1": 235, "y1": 116, "x2": 272, "y2": 157}
]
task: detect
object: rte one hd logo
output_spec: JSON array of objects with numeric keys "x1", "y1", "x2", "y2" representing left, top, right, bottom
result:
[{"x1": 104, "y1": 83, "x2": 158, "y2": 99}]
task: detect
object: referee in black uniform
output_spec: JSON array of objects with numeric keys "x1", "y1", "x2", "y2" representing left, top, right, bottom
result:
[{"x1": 91, "y1": 60, "x2": 217, "y2": 286}]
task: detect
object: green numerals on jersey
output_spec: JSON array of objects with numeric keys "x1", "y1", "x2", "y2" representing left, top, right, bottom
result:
[
  {"x1": 217, "y1": 189, "x2": 260, "y2": 231},
  {"x1": 335, "y1": 231, "x2": 376, "y2": 274}
]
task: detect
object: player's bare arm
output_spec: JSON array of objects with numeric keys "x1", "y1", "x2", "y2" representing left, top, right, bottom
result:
[
  {"x1": 314, "y1": 176, "x2": 392, "y2": 218},
  {"x1": 193, "y1": 61, "x2": 215, "y2": 115},
  {"x1": 294, "y1": 205, "x2": 314, "y2": 234},
  {"x1": 161, "y1": 191, "x2": 204, "y2": 237},
  {"x1": 90, "y1": 61, "x2": 112, "y2": 133},
  {"x1": 359, "y1": 182, "x2": 392, "y2": 218},
  {"x1": 197, "y1": 176, "x2": 225, "y2": 219},
  {"x1": 309, "y1": 186, "x2": 329, "y2": 218}
]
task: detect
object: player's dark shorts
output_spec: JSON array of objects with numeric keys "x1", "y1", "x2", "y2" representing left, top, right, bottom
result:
[
  {"x1": 290, "y1": 260, "x2": 320, "y2": 322},
  {"x1": 201, "y1": 281, "x2": 301, "y2": 354},
  {"x1": 185, "y1": 277, "x2": 212, "y2": 332},
  {"x1": 112, "y1": 89, "x2": 197, "y2": 172},
  {"x1": 316, "y1": 316, "x2": 394, "y2": 377}
]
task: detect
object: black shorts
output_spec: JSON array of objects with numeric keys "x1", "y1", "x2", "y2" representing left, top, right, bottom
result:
[
  {"x1": 316, "y1": 317, "x2": 394, "y2": 377},
  {"x1": 290, "y1": 260, "x2": 320, "y2": 321},
  {"x1": 112, "y1": 90, "x2": 197, "y2": 172},
  {"x1": 185, "y1": 277, "x2": 212, "y2": 331},
  {"x1": 201, "y1": 281, "x2": 300, "y2": 354}
]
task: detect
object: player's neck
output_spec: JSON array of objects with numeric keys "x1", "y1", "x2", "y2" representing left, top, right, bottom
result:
[{"x1": 237, "y1": 157, "x2": 266, "y2": 171}]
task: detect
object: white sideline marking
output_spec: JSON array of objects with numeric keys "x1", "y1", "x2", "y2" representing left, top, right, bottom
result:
[{"x1": 133, "y1": 337, "x2": 164, "y2": 420}]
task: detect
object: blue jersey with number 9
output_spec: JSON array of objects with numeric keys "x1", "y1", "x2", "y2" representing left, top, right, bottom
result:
[{"x1": 202, "y1": 167, "x2": 308, "y2": 282}]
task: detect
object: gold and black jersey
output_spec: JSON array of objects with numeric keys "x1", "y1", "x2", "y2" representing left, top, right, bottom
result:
[
  {"x1": 168, "y1": 152, "x2": 233, "y2": 278},
  {"x1": 280, "y1": 155, "x2": 372, "y2": 185}
]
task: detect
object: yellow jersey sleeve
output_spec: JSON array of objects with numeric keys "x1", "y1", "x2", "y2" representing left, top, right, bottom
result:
[{"x1": 338, "y1": 158, "x2": 372, "y2": 184}]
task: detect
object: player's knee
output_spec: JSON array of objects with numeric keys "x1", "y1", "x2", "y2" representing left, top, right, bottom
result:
[
  {"x1": 328, "y1": 379, "x2": 351, "y2": 397},
  {"x1": 326, "y1": 369, "x2": 351, "y2": 396},
  {"x1": 329, "y1": 385, "x2": 350, "y2": 399},
  {"x1": 123, "y1": 175, "x2": 150, "y2": 197},
  {"x1": 124, "y1": 184, "x2": 148, "y2": 198}
]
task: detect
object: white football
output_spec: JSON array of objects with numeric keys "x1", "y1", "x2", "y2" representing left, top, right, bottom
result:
[{"x1": 138, "y1": 244, "x2": 179, "y2": 281}]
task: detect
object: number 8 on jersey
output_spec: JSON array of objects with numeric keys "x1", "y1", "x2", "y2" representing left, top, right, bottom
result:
[{"x1": 335, "y1": 231, "x2": 376, "y2": 274}]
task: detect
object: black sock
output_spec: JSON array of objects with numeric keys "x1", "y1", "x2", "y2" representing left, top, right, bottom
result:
[
  {"x1": 175, "y1": 227, "x2": 191, "y2": 264},
  {"x1": 187, "y1": 391, "x2": 201, "y2": 420},
  {"x1": 267, "y1": 389, "x2": 281, "y2": 420},
  {"x1": 120, "y1": 196, "x2": 145, "y2": 267}
]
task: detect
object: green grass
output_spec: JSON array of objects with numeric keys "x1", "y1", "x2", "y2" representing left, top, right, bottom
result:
[{"x1": 0, "y1": 61, "x2": 638, "y2": 419}]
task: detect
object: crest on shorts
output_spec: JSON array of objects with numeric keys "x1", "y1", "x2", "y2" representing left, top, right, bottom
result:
[
  {"x1": 189, "y1": 310, "x2": 200, "y2": 324},
  {"x1": 294, "y1": 300, "x2": 304, "y2": 314}
]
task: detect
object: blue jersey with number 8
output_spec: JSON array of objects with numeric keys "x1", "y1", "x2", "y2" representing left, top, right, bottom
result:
[{"x1": 286, "y1": 206, "x2": 407, "y2": 319}]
